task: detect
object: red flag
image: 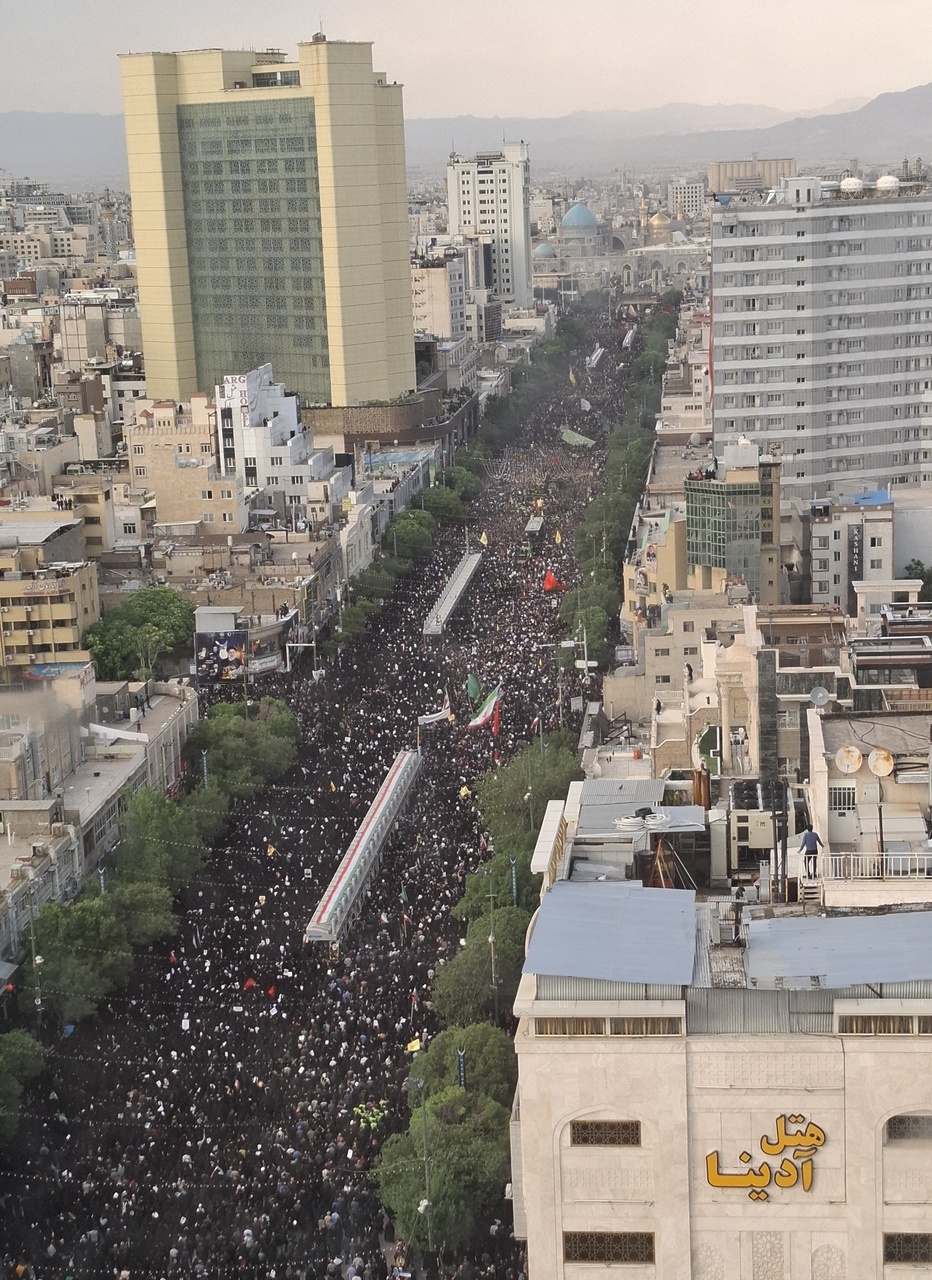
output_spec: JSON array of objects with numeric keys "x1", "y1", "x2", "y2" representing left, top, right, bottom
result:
[
  {"x1": 267, "y1": 985, "x2": 276, "y2": 998},
  {"x1": 543, "y1": 569, "x2": 566, "y2": 592},
  {"x1": 492, "y1": 699, "x2": 501, "y2": 737},
  {"x1": 243, "y1": 977, "x2": 257, "y2": 991}
]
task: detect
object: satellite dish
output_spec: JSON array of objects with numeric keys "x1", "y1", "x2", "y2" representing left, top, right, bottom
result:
[
  {"x1": 835, "y1": 745, "x2": 863, "y2": 774},
  {"x1": 809, "y1": 686, "x2": 830, "y2": 707},
  {"x1": 689, "y1": 431, "x2": 702, "y2": 447},
  {"x1": 868, "y1": 748, "x2": 895, "y2": 777}
]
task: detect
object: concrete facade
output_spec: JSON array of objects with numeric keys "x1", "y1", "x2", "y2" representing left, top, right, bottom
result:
[{"x1": 124, "y1": 394, "x2": 247, "y2": 531}]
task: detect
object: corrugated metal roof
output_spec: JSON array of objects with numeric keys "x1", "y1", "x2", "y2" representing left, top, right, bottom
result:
[
  {"x1": 747, "y1": 910, "x2": 932, "y2": 988},
  {"x1": 579, "y1": 779, "x2": 665, "y2": 806},
  {"x1": 686, "y1": 988, "x2": 834, "y2": 1034},
  {"x1": 523, "y1": 881, "x2": 696, "y2": 984},
  {"x1": 536, "y1": 975, "x2": 684, "y2": 1001}
]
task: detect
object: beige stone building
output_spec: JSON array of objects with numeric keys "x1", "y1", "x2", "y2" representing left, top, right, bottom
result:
[
  {"x1": 511, "y1": 878, "x2": 932, "y2": 1280},
  {"x1": 124, "y1": 394, "x2": 246, "y2": 531},
  {"x1": 120, "y1": 36, "x2": 415, "y2": 407}
]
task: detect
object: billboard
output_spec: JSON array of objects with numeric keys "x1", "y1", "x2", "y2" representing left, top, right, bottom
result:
[{"x1": 195, "y1": 631, "x2": 247, "y2": 682}]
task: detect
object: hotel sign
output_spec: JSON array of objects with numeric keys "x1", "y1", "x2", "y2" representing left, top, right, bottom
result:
[{"x1": 706, "y1": 1114, "x2": 825, "y2": 1202}]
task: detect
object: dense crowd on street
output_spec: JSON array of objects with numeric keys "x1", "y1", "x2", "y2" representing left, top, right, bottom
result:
[{"x1": 1, "y1": 309, "x2": 635, "y2": 1280}]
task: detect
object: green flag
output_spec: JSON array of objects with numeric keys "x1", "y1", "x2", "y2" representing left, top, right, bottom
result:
[{"x1": 467, "y1": 674, "x2": 481, "y2": 704}]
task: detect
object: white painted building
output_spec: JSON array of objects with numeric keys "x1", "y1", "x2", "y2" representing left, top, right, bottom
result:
[
  {"x1": 216, "y1": 364, "x2": 344, "y2": 529},
  {"x1": 446, "y1": 143, "x2": 533, "y2": 306},
  {"x1": 711, "y1": 176, "x2": 932, "y2": 500},
  {"x1": 512, "y1": 876, "x2": 932, "y2": 1280},
  {"x1": 809, "y1": 493, "x2": 895, "y2": 611},
  {"x1": 667, "y1": 179, "x2": 706, "y2": 219}
]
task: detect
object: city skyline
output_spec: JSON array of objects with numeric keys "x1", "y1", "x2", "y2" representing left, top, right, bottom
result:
[{"x1": 4, "y1": 0, "x2": 932, "y2": 121}]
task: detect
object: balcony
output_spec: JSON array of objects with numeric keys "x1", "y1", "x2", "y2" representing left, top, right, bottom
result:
[
  {"x1": 821, "y1": 850, "x2": 932, "y2": 910},
  {"x1": 824, "y1": 852, "x2": 932, "y2": 880}
]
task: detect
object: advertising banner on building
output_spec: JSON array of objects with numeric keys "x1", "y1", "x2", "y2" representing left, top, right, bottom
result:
[{"x1": 195, "y1": 631, "x2": 247, "y2": 682}]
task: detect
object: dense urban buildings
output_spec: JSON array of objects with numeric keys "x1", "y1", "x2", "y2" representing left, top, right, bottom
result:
[
  {"x1": 120, "y1": 37, "x2": 416, "y2": 406},
  {"x1": 9, "y1": 17, "x2": 932, "y2": 1277}
]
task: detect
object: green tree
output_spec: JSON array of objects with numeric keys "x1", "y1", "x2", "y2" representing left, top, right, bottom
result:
[
  {"x1": 184, "y1": 700, "x2": 298, "y2": 799},
  {"x1": 374, "y1": 1088, "x2": 510, "y2": 1249},
  {"x1": 183, "y1": 780, "x2": 231, "y2": 843},
  {"x1": 27, "y1": 897, "x2": 133, "y2": 1024},
  {"x1": 385, "y1": 511, "x2": 434, "y2": 560},
  {"x1": 114, "y1": 787, "x2": 206, "y2": 895},
  {"x1": 106, "y1": 881, "x2": 175, "y2": 946},
  {"x1": 442, "y1": 465, "x2": 482, "y2": 500},
  {"x1": 454, "y1": 836, "x2": 538, "y2": 922},
  {"x1": 420, "y1": 486, "x2": 467, "y2": 523},
  {"x1": 431, "y1": 941, "x2": 492, "y2": 1028},
  {"x1": 83, "y1": 588, "x2": 195, "y2": 681},
  {"x1": 408, "y1": 1023, "x2": 517, "y2": 1109},
  {"x1": 904, "y1": 559, "x2": 932, "y2": 602},
  {"x1": 0, "y1": 1030, "x2": 44, "y2": 1145},
  {"x1": 432, "y1": 906, "x2": 530, "y2": 1027},
  {"x1": 475, "y1": 735, "x2": 583, "y2": 848}
]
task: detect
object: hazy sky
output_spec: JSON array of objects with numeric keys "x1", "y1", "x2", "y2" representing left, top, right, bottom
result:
[{"x1": 5, "y1": 0, "x2": 932, "y2": 119}]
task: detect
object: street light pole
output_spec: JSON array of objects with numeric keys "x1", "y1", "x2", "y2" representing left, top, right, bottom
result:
[
  {"x1": 27, "y1": 876, "x2": 43, "y2": 1036},
  {"x1": 407, "y1": 1077, "x2": 433, "y2": 1252},
  {"x1": 419, "y1": 1084, "x2": 433, "y2": 1252}
]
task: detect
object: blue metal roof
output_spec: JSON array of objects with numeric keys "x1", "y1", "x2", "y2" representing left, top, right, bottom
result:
[
  {"x1": 524, "y1": 881, "x2": 696, "y2": 984},
  {"x1": 747, "y1": 910, "x2": 932, "y2": 988}
]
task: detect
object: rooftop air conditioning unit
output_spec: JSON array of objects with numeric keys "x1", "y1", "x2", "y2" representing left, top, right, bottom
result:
[{"x1": 28, "y1": 653, "x2": 37, "y2": 661}]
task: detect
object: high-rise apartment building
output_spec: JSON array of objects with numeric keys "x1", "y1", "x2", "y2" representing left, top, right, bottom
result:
[
  {"x1": 711, "y1": 176, "x2": 932, "y2": 500},
  {"x1": 120, "y1": 37, "x2": 416, "y2": 407},
  {"x1": 446, "y1": 144, "x2": 532, "y2": 306},
  {"x1": 667, "y1": 179, "x2": 706, "y2": 219}
]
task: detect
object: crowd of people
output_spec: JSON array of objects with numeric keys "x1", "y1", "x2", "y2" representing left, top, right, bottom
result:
[{"x1": 1, "y1": 307, "x2": 637, "y2": 1280}]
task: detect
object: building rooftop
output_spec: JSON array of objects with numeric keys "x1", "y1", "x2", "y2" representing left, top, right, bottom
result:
[
  {"x1": 0, "y1": 517, "x2": 82, "y2": 544},
  {"x1": 746, "y1": 911, "x2": 932, "y2": 988},
  {"x1": 524, "y1": 881, "x2": 697, "y2": 984},
  {"x1": 523, "y1": 881, "x2": 932, "y2": 997},
  {"x1": 819, "y1": 711, "x2": 932, "y2": 759}
]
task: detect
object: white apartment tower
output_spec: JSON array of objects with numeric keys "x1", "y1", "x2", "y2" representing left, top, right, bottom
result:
[
  {"x1": 446, "y1": 143, "x2": 532, "y2": 307},
  {"x1": 667, "y1": 179, "x2": 706, "y2": 219},
  {"x1": 711, "y1": 176, "x2": 932, "y2": 500}
]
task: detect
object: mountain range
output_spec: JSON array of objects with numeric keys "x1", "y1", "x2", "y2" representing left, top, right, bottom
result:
[{"x1": 1, "y1": 84, "x2": 932, "y2": 188}]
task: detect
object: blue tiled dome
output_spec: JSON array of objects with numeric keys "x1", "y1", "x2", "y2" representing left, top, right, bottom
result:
[{"x1": 561, "y1": 203, "x2": 598, "y2": 232}]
